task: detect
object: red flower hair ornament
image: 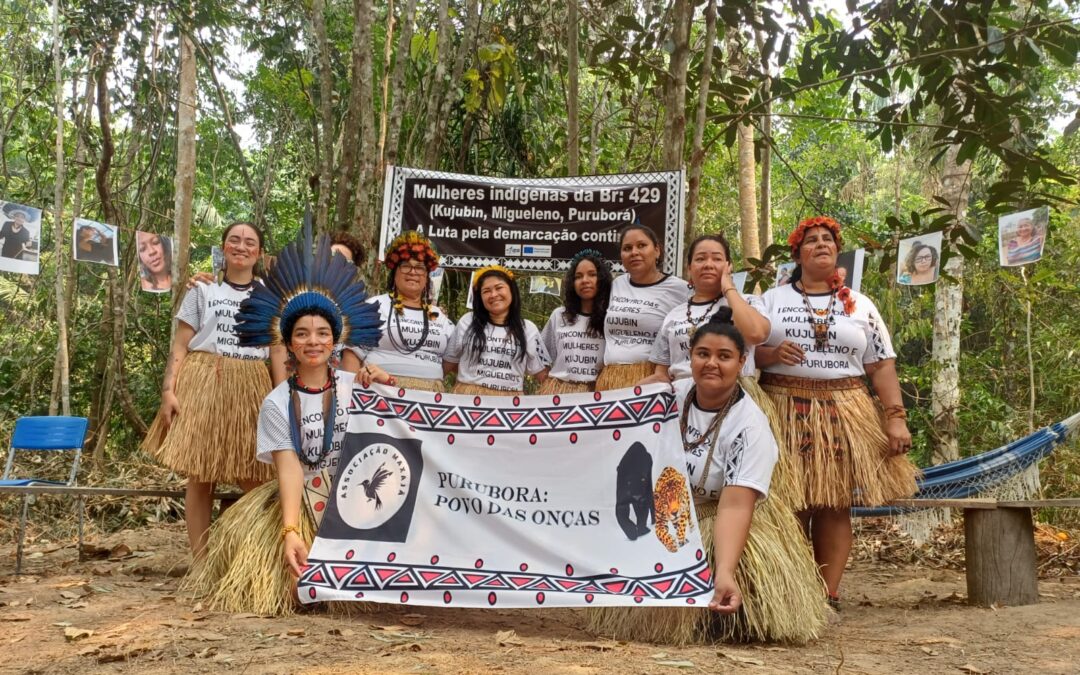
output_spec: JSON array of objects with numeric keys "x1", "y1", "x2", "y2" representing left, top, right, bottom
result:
[{"x1": 788, "y1": 215, "x2": 844, "y2": 254}]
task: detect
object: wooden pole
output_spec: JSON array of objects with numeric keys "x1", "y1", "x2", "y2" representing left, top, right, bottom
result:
[{"x1": 964, "y1": 507, "x2": 1039, "y2": 607}]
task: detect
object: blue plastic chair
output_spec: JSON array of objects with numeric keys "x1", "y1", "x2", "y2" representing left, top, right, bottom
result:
[{"x1": 0, "y1": 416, "x2": 89, "y2": 574}]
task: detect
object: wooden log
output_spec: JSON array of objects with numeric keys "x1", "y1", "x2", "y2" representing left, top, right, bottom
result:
[
  {"x1": 964, "y1": 507, "x2": 1039, "y2": 607},
  {"x1": 0, "y1": 485, "x2": 241, "y2": 500}
]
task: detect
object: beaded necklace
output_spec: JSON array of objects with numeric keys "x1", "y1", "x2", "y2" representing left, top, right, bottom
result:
[
  {"x1": 797, "y1": 282, "x2": 837, "y2": 351},
  {"x1": 287, "y1": 368, "x2": 337, "y2": 470}
]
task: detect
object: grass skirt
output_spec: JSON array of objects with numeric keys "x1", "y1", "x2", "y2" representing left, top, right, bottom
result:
[
  {"x1": 181, "y1": 479, "x2": 371, "y2": 616},
  {"x1": 586, "y1": 498, "x2": 827, "y2": 644},
  {"x1": 391, "y1": 375, "x2": 446, "y2": 393},
  {"x1": 451, "y1": 382, "x2": 521, "y2": 396},
  {"x1": 759, "y1": 373, "x2": 919, "y2": 508},
  {"x1": 143, "y1": 351, "x2": 273, "y2": 484},
  {"x1": 537, "y1": 378, "x2": 592, "y2": 395},
  {"x1": 594, "y1": 362, "x2": 654, "y2": 392}
]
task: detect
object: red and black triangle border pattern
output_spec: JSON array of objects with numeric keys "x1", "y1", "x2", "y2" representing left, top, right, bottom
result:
[
  {"x1": 299, "y1": 556, "x2": 712, "y2": 605},
  {"x1": 350, "y1": 387, "x2": 678, "y2": 435}
]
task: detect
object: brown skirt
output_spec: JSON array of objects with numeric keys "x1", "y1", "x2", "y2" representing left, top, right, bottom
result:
[
  {"x1": 586, "y1": 497, "x2": 827, "y2": 644},
  {"x1": 143, "y1": 351, "x2": 273, "y2": 484},
  {"x1": 536, "y1": 378, "x2": 593, "y2": 395},
  {"x1": 759, "y1": 372, "x2": 919, "y2": 508},
  {"x1": 391, "y1": 375, "x2": 446, "y2": 393},
  {"x1": 594, "y1": 361, "x2": 655, "y2": 392}
]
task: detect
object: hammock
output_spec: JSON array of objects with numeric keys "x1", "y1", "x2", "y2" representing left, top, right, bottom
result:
[{"x1": 853, "y1": 412, "x2": 1080, "y2": 518}]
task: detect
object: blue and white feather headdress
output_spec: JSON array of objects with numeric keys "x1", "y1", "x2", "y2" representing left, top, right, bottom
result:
[{"x1": 235, "y1": 214, "x2": 382, "y2": 349}]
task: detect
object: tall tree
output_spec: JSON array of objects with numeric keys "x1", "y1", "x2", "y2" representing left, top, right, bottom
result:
[
  {"x1": 566, "y1": 0, "x2": 580, "y2": 176},
  {"x1": 173, "y1": 28, "x2": 196, "y2": 299},
  {"x1": 50, "y1": 0, "x2": 70, "y2": 416}
]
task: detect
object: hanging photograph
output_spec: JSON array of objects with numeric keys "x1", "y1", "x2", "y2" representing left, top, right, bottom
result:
[
  {"x1": 428, "y1": 266, "x2": 445, "y2": 303},
  {"x1": 998, "y1": 206, "x2": 1048, "y2": 267},
  {"x1": 136, "y1": 230, "x2": 173, "y2": 293},
  {"x1": 73, "y1": 218, "x2": 119, "y2": 266},
  {"x1": 0, "y1": 201, "x2": 42, "y2": 275},
  {"x1": 529, "y1": 275, "x2": 562, "y2": 298},
  {"x1": 211, "y1": 245, "x2": 225, "y2": 278},
  {"x1": 774, "y1": 261, "x2": 796, "y2": 287},
  {"x1": 731, "y1": 271, "x2": 748, "y2": 294},
  {"x1": 897, "y1": 231, "x2": 943, "y2": 286},
  {"x1": 834, "y1": 248, "x2": 866, "y2": 293}
]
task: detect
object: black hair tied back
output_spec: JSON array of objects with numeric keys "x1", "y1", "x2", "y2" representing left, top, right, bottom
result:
[{"x1": 689, "y1": 306, "x2": 747, "y2": 355}]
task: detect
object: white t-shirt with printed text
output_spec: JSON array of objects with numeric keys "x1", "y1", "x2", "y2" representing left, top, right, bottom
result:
[
  {"x1": 540, "y1": 308, "x2": 605, "y2": 383},
  {"x1": 603, "y1": 274, "x2": 691, "y2": 365},
  {"x1": 674, "y1": 378, "x2": 777, "y2": 503},
  {"x1": 256, "y1": 369, "x2": 355, "y2": 479},
  {"x1": 445, "y1": 313, "x2": 550, "y2": 391},
  {"x1": 348, "y1": 294, "x2": 455, "y2": 380},
  {"x1": 649, "y1": 295, "x2": 768, "y2": 379},
  {"x1": 176, "y1": 282, "x2": 268, "y2": 361},
  {"x1": 760, "y1": 284, "x2": 896, "y2": 379}
]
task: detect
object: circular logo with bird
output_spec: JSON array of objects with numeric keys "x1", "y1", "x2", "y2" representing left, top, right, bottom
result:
[{"x1": 336, "y1": 442, "x2": 412, "y2": 530}]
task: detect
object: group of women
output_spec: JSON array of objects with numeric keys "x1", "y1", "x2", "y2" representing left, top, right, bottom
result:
[{"x1": 143, "y1": 214, "x2": 917, "y2": 644}]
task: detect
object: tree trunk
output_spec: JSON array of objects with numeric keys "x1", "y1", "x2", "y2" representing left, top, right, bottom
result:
[
  {"x1": 173, "y1": 31, "x2": 196, "y2": 303},
  {"x1": 683, "y1": 0, "x2": 716, "y2": 245},
  {"x1": 312, "y1": 0, "x2": 335, "y2": 231},
  {"x1": 351, "y1": 0, "x2": 378, "y2": 247},
  {"x1": 566, "y1": 0, "x2": 580, "y2": 176},
  {"x1": 965, "y1": 507, "x2": 1039, "y2": 607},
  {"x1": 736, "y1": 119, "x2": 760, "y2": 263},
  {"x1": 660, "y1": 0, "x2": 693, "y2": 170},
  {"x1": 931, "y1": 144, "x2": 970, "y2": 463},
  {"x1": 384, "y1": 0, "x2": 418, "y2": 170},
  {"x1": 49, "y1": 0, "x2": 70, "y2": 417},
  {"x1": 421, "y1": 0, "x2": 452, "y2": 168},
  {"x1": 333, "y1": 0, "x2": 373, "y2": 232},
  {"x1": 427, "y1": 0, "x2": 479, "y2": 170},
  {"x1": 376, "y1": 0, "x2": 395, "y2": 173}
]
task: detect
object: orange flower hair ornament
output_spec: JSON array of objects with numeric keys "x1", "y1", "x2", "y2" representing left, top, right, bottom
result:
[
  {"x1": 384, "y1": 231, "x2": 440, "y2": 272},
  {"x1": 472, "y1": 264, "x2": 515, "y2": 289},
  {"x1": 788, "y1": 215, "x2": 844, "y2": 254}
]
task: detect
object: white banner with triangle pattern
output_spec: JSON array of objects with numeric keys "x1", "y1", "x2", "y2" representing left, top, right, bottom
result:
[{"x1": 298, "y1": 383, "x2": 714, "y2": 608}]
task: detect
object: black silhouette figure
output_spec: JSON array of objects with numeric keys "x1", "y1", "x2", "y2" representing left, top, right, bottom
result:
[
  {"x1": 615, "y1": 442, "x2": 654, "y2": 540},
  {"x1": 361, "y1": 463, "x2": 392, "y2": 509}
]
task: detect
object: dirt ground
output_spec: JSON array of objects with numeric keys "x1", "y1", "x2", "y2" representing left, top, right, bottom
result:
[{"x1": 1, "y1": 524, "x2": 1078, "y2": 675}]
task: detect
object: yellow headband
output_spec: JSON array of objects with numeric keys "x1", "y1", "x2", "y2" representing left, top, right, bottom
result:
[{"x1": 472, "y1": 264, "x2": 515, "y2": 289}]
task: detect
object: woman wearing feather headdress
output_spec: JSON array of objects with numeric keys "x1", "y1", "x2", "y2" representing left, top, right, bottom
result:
[
  {"x1": 445, "y1": 265, "x2": 550, "y2": 395},
  {"x1": 143, "y1": 222, "x2": 275, "y2": 559},
  {"x1": 183, "y1": 229, "x2": 388, "y2": 615},
  {"x1": 343, "y1": 231, "x2": 455, "y2": 392},
  {"x1": 537, "y1": 249, "x2": 611, "y2": 395}
]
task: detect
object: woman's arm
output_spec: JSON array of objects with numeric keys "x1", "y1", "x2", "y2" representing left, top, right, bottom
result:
[
  {"x1": 638, "y1": 364, "x2": 672, "y2": 386},
  {"x1": 709, "y1": 485, "x2": 758, "y2": 614},
  {"x1": 865, "y1": 358, "x2": 912, "y2": 456},
  {"x1": 272, "y1": 450, "x2": 308, "y2": 577},
  {"x1": 269, "y1": 345, "x2": 289, "y2": 386},
  {"x1": 159, "y1": 323, "x2": 196, "y2": 428},
  {"x1": 723, "y1": 291, "x2": 771, "y2": 345},
  {"x1": 340, "y1": 349, "x2": 363, "y2": 374}
]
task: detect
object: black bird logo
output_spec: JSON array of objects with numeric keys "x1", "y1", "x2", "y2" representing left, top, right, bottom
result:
[{"x1": 361, "y1": 463, "x2": 392, "y2": 510}]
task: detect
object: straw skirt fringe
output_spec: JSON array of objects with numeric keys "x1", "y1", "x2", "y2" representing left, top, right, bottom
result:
[
  {"x1": 586, "y1": 498, "x2": 827, "y2": 644},
  {"x1": 594, "y1": 362, "x2": 654, "y2": 392},
  {"x1": 739, "y1": 376, "x2": 804, "y2": 513},
  {"x1": 760, "y1": 377, "x2": 919, "y2": 508},
  {"x1": 143, "y1": 351, "x2": 273, "y2": 484},
  {"x1": 451, "y1": 382, "x2": 522, "y2": 396},
  {"x1": 181, "y1": 480, "x2": 371, "y2": 616},
  {"x1": 391, "y1": 375, "x2": 446, "y2": 393},
  {"x1": 537, "y1": 378, "x2": 593, "y2": 395}
]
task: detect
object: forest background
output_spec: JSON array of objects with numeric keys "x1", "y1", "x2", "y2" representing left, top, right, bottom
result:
[{"x1": 1, "y1": 0, "x2": 1079, "y2": 533}]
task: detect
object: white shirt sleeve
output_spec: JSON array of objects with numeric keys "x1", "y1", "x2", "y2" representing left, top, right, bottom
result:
[
  {"x1": 860, "y1": 295, "x2": 897, "y2": 364},
  {"x1": 649, "y1": 313, "x2": 675, "y2": 366},
  {"x1": 540, "y1": 309, "x2": 559, "y2": 361},
  {"x1": 175, "y1": 284, "x2": 204, "y2": 331},
  {"x1": 255, "y1": 396, "x2": 292, "y2": 465},
  {"x1": 525, "y1": 320, "x2": 550, "y2": 374},
  {"x1": 445, "y1": 313, "x2": 469, "y2": 364},
  {"x1": 721, "y1": 423, "x2": 778, "y2": 499}
]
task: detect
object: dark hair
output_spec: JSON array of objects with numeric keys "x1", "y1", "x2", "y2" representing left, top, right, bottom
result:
[
  {"x1": 903, "y1": 241, "x2": 938, "y2": 274},
  {"x1": 282, "y1": 306, "x2": 340, "y2": 347},
  {"x1": 688, "y1": 306, "x2": 746, "y2": 356},
  {"x1": 618, "y1": 223, "x2": 663, "y2": 270},
  {"x1": 687, "y1": 233, "x2": 732, "y2": 265},
  {"x1": 137, "y1": 232, "x2": 173, "y2": 280},
  {"x1": 469, "y1": 269, "x2": 527, "y2": 362},
  {"x1": 563, "y1": 253, "x2": 612, "y2": 337},
  {"x1": 331, "y1": 231, "x2": 366, "y2": 266}
]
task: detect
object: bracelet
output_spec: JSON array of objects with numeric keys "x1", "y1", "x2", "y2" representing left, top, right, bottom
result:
[
  {"x1": 883, "y1": 405, "x2": 907, "y2": 420},
  {"x1": 387, "y1": 376, "x2": 397, "y2": 386},
  {"x1": 281, "y1": 524, "x2": 301, "y2": 539},
  {"x1": 723, "y1": 287, "x2": 739, "y2": 297}
]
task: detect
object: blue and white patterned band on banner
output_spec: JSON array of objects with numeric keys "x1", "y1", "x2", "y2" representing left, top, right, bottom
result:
[
  {"x1": 298, "y1": 383, "x2": 714, "y2": 608},
  {"x1": 378, "y1": 165, "x2": 686, "y2": 276}
]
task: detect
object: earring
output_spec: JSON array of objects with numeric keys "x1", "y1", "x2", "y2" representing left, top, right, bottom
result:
[{"x1": 687, "y1": 282, "x2": 695, "y2": 290}]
